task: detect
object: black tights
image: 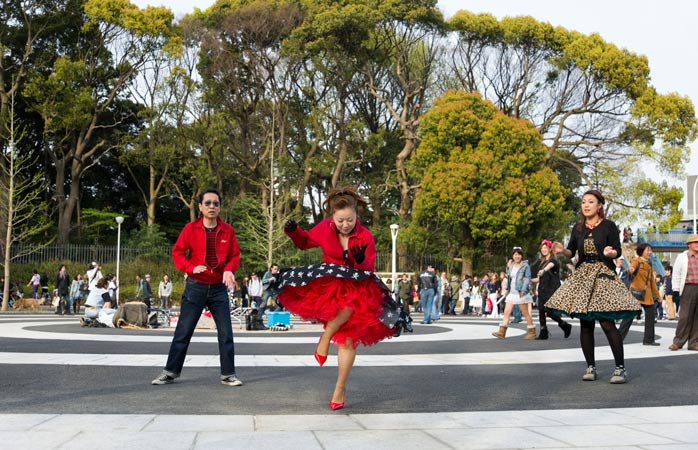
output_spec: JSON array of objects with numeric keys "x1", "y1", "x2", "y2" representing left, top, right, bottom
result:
[
  {"x1": 579, "y1": 318, "x2": 624, "y2": 367},
  {"x1": 539, "y1": 304, "x2": 564, "y2": 328}
]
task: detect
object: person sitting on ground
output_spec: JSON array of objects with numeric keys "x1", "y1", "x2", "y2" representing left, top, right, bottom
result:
[{"x1": 80, "y1": 277, "x2": 112, "y2": 327}]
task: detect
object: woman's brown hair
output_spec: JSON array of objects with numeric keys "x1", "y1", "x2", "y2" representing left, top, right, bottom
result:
[{"x1": 322, "y1": 186, "x2": 368, "y2": 216}]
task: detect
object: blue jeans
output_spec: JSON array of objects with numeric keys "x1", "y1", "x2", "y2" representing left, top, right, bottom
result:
[
  {"x1": 163, "y1": 278, "x2": 236, "y2": 378},
  {"x1": 432, "y1": 293, "x2": 441, "y2": 319},
  {"x1": 513, "y1": 304, "x2": 522, "y2": 322},
  {"x1": 420, "y1": 290, "x2": 435, "y2": 323}
]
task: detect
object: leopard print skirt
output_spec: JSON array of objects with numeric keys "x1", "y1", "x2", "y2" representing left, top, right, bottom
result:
[{"x1": 546, "y1": 261, "x2": 640, "y2": 321}]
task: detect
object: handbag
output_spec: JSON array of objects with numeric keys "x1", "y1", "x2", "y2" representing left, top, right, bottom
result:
[{"x1": 629, "y1": 261, "x2": 650, "y2": 301}]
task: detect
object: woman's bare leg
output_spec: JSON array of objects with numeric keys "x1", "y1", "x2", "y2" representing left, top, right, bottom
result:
[
  {"x1": 500, "y1": 302, "x2": 514, "y2": 326},
  {"x1": 522, "y1": 304, "x2": 534, "y2": 326},
  {"x1": 332, "y1": 339, "x2": 356, "y2": 404},
  {"x1": 317, "y1": 307, "x2": 353, "y2": 357}
]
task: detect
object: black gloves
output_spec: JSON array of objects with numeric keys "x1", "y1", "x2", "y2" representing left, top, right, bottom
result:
[
  {"x1": 350, "y1": 243, "x2": 369, "y2": 264},
  {"x1": 284, "y1": 219, "x2": 297, "y2": 232}
]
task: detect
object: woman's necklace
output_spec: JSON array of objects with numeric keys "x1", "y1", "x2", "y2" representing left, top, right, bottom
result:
[{"x1": 585, "y1": 218, "x2": 602, "y2": 229}]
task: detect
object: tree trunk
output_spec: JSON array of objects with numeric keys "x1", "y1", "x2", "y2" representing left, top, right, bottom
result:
[{"x1": 396, "y1": 137, "x2": 417, "y2": 219}]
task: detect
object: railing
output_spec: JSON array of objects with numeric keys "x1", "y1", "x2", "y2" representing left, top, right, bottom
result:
[
  {"x1": 7, "y1": 243, "x2": 170, "y2": 264},
  {"x1": 634, "y1": 229, "x2": 692, "y2": 248},
  {"x1": 5, "y1": 243, "x2": 445, "y2": 274}
]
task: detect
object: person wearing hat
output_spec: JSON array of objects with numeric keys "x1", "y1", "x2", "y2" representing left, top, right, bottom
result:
[{"x1": 668, "y1": 234, "x2": 698, "y2": 351}]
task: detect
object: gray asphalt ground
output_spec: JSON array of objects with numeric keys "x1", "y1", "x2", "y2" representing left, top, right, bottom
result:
[{"x1": 2, "y1": 311, "x2": 697, "y2": 449}]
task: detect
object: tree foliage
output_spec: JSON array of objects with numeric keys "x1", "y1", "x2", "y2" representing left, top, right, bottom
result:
[
  {"x1": 0, "y1": 1, "x2": 696, "y2": 273},
  {"x1": 412, "y1": 91, "x2": 567, "y2": 274}
]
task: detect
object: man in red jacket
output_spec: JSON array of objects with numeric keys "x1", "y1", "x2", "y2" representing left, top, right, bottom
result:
[{"x1": 152, "y1": 189, "x2": 242, "y2": 386}]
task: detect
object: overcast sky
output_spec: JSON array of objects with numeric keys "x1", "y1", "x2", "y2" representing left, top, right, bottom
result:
[{"x1": 133, "y1": 0, "x2": 698, "y2": 211}]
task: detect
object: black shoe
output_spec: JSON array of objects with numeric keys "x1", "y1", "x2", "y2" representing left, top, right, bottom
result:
[
  {"x1": 536, "y1": 327, "x2": 549, "y2": 340},
  {"x1": 560, "y1": 321, "x2": 572, "y2": 338},
  {"x1": 643, "y1": 342, "x2": 661, "y2": 346}
]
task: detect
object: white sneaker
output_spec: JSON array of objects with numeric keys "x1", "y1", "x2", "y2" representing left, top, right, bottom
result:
[
  {"x1": 151, "y1": 374, "x2": 175, "y2": 385},
  {"x1": 221, "y1": 375, "x2": 243, "y2": 386}
]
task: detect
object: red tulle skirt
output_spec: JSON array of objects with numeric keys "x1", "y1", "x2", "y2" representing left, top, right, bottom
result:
[{"x1": 278, "y1": 276, "x2": 394, "y2": 348}]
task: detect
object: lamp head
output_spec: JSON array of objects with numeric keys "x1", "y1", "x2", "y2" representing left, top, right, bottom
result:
[
  {"x1": 390, "y1": 223, "x2": 399, "y2": 231},
  {"x1": 115, "y1": 216, "x2": 124, "y2": 224}
]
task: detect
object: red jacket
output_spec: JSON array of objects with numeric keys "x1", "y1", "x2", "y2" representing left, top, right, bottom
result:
[
  {"x1": 172, "y1": 217, "x2": 241, "y2": 284},
  {"x1": 285, "y1": 218, "x2": 376, "y2": 271}
]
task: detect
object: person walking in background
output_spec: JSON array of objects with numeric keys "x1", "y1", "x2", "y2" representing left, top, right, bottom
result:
[
  {"x1": 491, "y1": 247, "x2": 537, "y2": 339},
  {"x1": 27, "y1": 270, "x2": 40, "y2": 299},
  {"x1": 158, "y1": 274, "x2": 172, "y2": 309},
  {"x1": 669, "y1": 234, "x2": 698, "y2": 351},
  {"x1": 533, "y1": 239, "x2": 572, "y2": 340},
  {"x1": 152, "y1": 188, "x2": 242, "y2": 387},
  {"x1": 448, "y1": 275, "x2": 460, "y2": 315},
  {"x1": 134, "y1": 275, "x2": 143, "y2": 300},
  {"x1": 618, "y1": 243, "x2": 660, "y2": 345},
  {"x1": 40, "y1": 272, "x2": 49, "y2": 305},
  {"x1": 141, "y1": 274, "x2": 153, "y2": 309},
  {"x1": 70, "y1": 274, "x2": 85, "y2": 315},
  {"x1": 55, "y1": 265, "x2": 71, "y2": 315},
  {"x1": 418, "y1": 264, "x2": 438, "y2": 324},
  {"x1": 615, "y1": 257, "x2": 631, "y2": 287},
  {"x1": 546, "y1": 190, "x2": 640, "y2": 384},
  {"x1": 277, "y1": 187, "x2": 401, "y2": 410},
  {"x1": 397, "y1": 273, "x2": 413, "y2": 316},
  {"x1": 664, "y1": 266, "x2": 676, "y2": 320}
]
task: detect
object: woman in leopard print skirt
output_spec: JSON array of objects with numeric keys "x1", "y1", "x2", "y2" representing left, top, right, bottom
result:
[{"x1": 547, "y1": 190, "x2": 640, "y2": 384}]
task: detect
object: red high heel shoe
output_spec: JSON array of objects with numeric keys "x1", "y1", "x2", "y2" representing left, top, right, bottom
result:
[
  {"x1": 329, "y1": 398, "x2": 345, "y2": 410},
  {"x1": 314, "y1": 350, "x2": 327, "y2": 366}
]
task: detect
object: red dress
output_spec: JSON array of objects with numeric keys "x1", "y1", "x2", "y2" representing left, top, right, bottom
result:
[{"x1": 279, "y1": 219, "x2": 395, "y2": 348}]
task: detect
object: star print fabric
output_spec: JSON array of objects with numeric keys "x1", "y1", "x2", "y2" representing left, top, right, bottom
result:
[{"x1": 276, "y1": 263, "x2": 398, "y2": 348}]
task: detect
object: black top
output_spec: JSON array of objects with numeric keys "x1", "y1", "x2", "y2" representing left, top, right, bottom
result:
[
  {"x1": 538, "y1": 257, "x2": 561, "y2": 296},
  {"x1": 566, "y1": 219, "x2": 621, "y2": 271}
]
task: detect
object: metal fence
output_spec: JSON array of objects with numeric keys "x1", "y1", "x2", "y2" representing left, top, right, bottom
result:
[
  {"x1": 7, "y1": 243, "x2": 444, "y2": 274},
  {"x1": 8, "y1": 243, "x2": 170, "y2": 265}
]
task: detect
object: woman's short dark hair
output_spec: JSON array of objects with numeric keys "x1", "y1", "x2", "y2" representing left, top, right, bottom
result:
[
  {"x1": 512, "y1": 247, "x2": 524, "y2": 257},
  {"x1": 198, "y1": 189, "x2": 222, "y2": 204},
  {"x1": 636, "y1": 242, "x2": 651, "y2": 256}
]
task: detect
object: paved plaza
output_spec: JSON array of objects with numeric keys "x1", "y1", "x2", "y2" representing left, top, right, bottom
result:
[{"x1": 1, "y1": 312, "x2": 697, "y2": 449}]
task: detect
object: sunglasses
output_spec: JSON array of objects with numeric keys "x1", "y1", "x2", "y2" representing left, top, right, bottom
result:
[
  {"x1": 203, "y1": 201, "x2": 220, "y2": 207},
  {"x1": 512, "y1": 246, "x2": 522, "y2": 251}
]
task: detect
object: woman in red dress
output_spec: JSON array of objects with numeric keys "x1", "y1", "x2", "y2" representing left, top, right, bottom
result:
[{"x1": 279, "y1": 187, "x2": 398, "y2": 410}]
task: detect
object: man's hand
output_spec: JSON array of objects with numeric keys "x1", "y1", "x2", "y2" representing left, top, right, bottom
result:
[
  {"x1": 223, "y1": 271, "x2": 235, "y2": 290},
  {"x1": 350, "y1": 243, "x2": 369, "y2": 264},
  {"x1": 284, "y1": 219, "x2": 297, "y2": 232}
]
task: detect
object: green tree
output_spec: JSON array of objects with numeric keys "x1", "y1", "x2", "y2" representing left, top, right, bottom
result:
[
  {"x1": 411, "y1": 90, "x2": 567, "y2": 275},
  {"x1": 22, "y1": 0, "x2": 181, "y2": 244},
  {"x1": 444, "y1": 12, "x2": 697, "y2": 225},
  {"x1": 1, "y1": 91, "x2": 52, "y2": 311}
]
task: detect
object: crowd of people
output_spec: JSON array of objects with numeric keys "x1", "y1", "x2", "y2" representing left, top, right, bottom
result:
[{"x1": 8, "y1": 186, "x2": 698, "y2": 407}]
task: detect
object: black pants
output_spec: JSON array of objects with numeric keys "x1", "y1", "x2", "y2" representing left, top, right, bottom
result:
[{"x1": 618, "y1": 303, "x2": 655, "y2": 344}]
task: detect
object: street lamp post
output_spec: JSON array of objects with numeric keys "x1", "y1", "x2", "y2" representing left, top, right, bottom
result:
[
  {"x1": 115, "y1": 216, "x2": 124, "y2": 303},
  {"x1": 693, "y1": 176, "x2": 698, "y2": 233},
  {"x1": 390, "y1": 224, "x2": 399, "y2": 282}
]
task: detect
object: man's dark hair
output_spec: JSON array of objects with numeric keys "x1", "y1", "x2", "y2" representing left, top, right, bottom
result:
[{"x1": 199, "y1": 189, "x2": 222, "y2": 204}]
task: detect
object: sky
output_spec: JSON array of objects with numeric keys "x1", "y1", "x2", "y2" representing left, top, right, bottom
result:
[{"x1": 132, "y1": 0, "x2": 698, "y2": 213}]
